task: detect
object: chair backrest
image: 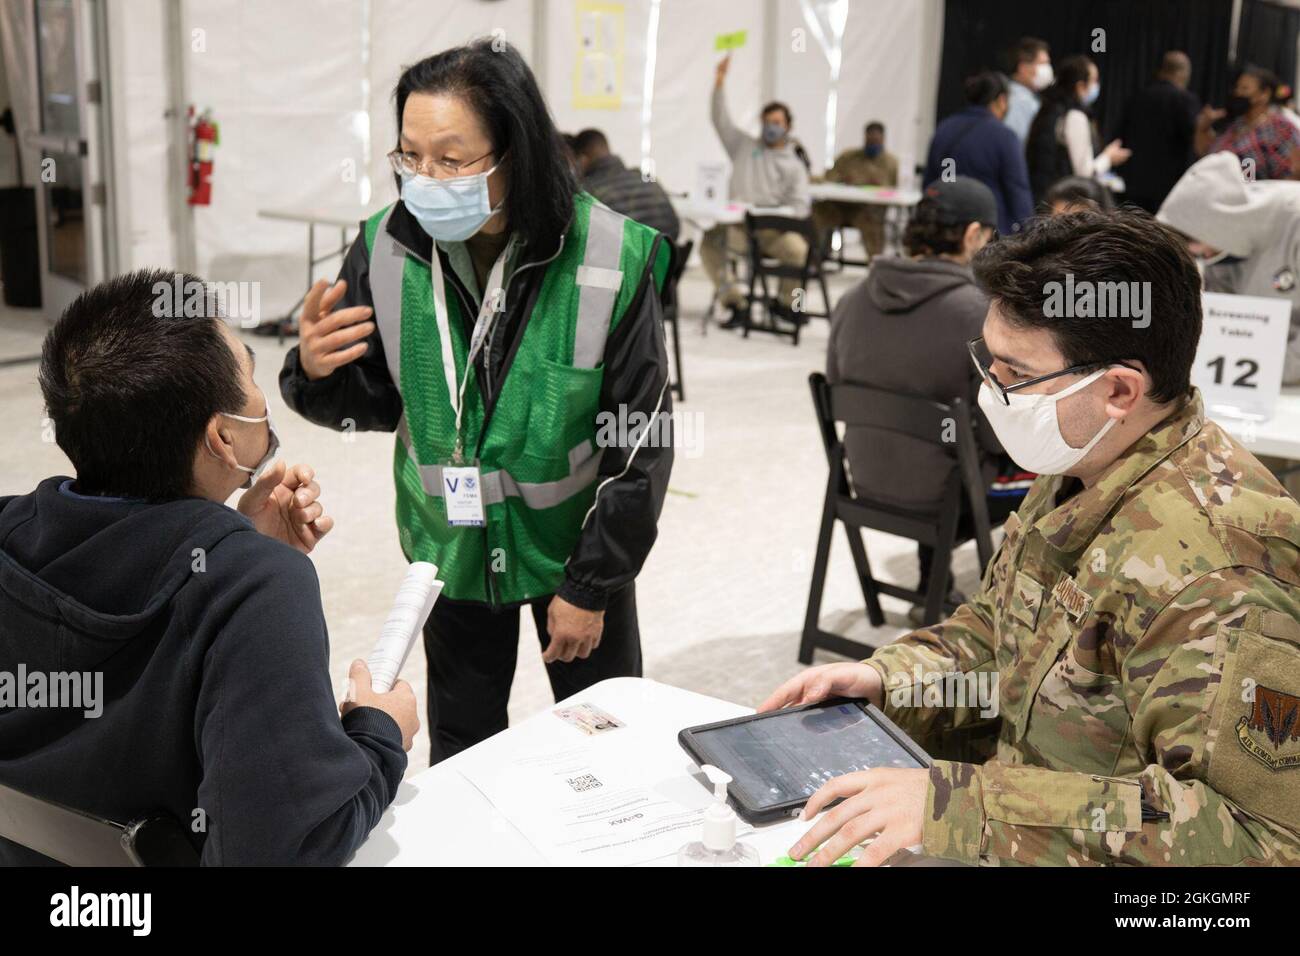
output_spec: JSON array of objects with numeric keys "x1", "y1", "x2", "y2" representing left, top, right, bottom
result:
[
  {"x1": 745, "y1": 212, "x2": 816, "y2": 241},
  {"x1": 0, "y1": 780, "x2": 198, "y2": 866},
  {"x1": 744, "y1": 212, "x2": 823, "y2": 276},
  {"x1": 661, "y1": 238, "x2": 693, "y2": 315},
  {"x1": 809, "y1": 372, "x2": 994, "y2": 565}
]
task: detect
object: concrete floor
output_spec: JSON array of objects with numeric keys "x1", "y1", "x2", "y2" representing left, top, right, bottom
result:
[{"x1": 0, "y1": 263, "x2": 985, "y2": 764}]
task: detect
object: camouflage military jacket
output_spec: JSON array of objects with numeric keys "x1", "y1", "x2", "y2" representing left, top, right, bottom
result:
[
  {"x1": 866, "y1": 390, "x2": 1300, "y2": 865},
  {"x1": 824, "y1": 149, "x2": 899, "y2": 188}
]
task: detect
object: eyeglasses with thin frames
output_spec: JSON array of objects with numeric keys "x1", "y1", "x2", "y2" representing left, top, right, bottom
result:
[
  {"x1": 386, "y1": 148, "x2": 497, "y2": 180},
  {"x1": 967, "y1": 337, "x2": 1139, "y2": 406}
]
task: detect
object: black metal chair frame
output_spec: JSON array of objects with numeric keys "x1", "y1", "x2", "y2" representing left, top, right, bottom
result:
[
  {"x1": 742, "y1": 212, "x2": 832, "y2": 346},
  {"x1": 660, "y1": 238, "x2": 692, "y2": 401},
  {"x1": 0, "y1": 779, "x2": 199, "y2": 866},
  {"x1": 799, "y1": 372, "x2": 995, "y2": 664}
]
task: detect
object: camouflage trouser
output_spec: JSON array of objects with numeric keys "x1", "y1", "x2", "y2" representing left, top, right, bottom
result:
[{"x1": 1259, "y1": 455, "x2": 1300, "y2": 501}]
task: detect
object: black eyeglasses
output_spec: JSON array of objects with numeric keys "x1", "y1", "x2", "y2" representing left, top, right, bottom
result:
[{"x1": 967, "y1": 337, "x2": 1139, "y2": 406}]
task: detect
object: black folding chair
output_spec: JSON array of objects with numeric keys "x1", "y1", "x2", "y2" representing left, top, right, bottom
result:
[
  {"x1": 742, "y1": 212, "x2": 833, "y2": 346},
  {"x1": 0, "y1": 780, "x2": 199, "y2": 866},
  {"x1": 659, "y1": 238, "x2": 692, "y2": 401},
  {"x1": 799, "y1": 372, "x2": 995, "y2": 664}
]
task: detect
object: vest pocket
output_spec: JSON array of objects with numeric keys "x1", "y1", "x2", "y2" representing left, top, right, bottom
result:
[{"x1": 520, "y1": 357, "x2": 604, "y2": 469}]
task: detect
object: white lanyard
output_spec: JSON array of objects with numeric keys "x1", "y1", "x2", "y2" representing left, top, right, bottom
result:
[{"x1": 429, "y1": 241, "x2": 510, "y2": 462}]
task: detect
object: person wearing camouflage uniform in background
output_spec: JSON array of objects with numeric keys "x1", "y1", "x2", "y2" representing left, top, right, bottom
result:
[{"x1": 763, "y1": 209, "x2": 1300, "y2": 866}]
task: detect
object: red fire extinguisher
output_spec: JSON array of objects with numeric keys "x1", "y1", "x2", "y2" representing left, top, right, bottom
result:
[{"x1": 187, "y1": 106, "x2": 218, "y2": 206}]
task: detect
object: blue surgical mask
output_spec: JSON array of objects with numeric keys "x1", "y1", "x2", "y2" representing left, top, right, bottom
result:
[
  {"x1": 400, "y1": 159, "x2": 504, "y2": 242},
  {"x1": 864, "y1": 143, "x2": 882, "y2": 158},
  {"x1": 761, "y1": 123, "x2": 786, "y2": 146},
  {"x1": 1082, "y1": 82, "x2": 1101, "y2": 106}
]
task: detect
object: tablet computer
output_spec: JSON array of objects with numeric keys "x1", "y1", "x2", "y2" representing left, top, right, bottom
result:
[{"x1": 678, "y1": 699, "x2": 931, "y2": 824}]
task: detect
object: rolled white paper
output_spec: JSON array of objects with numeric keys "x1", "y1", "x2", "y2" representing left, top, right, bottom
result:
[{"x1": 366, "y1": 561, "x2": 442, "y2": 693}]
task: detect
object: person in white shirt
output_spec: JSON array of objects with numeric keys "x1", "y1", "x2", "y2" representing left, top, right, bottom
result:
[
  {"x1": 1002, "y1": 36, "x2": 1052, "y2": 143},
  {"x1": 1026, "y1": 54, "x2": 1130, "y2": 201}
]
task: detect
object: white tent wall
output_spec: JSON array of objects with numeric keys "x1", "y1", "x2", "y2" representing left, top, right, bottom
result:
[
  {"x1": 96, "y1": 0, "x2": 941, "y2": 308},
  {"x1": 181, "y1": 0, "x2": 369, "y2": 321},
  {"x1": 366, "y1": 0, "x2": 536, "y2": 220},
  {"x1": 773, "y1": 0, "x2": 942, "y2": 186},
  {"x1": 644, "y1": 0, "x2": 768, "y2": 196}
]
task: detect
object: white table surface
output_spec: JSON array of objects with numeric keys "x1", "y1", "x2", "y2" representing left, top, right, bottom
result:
[
  {"x1": 1211, "y1": 387, "x2": 1300, "y2": 460},
  {"x1": 670, "y1": 197, "x2": 797, "y2": 230},
  {"x1": 809, "y1": 182, "x2": 922, "y2": 206},
  {"x1": 348, "y1": 677, "x2": 811, "y2": 866},
  {"x1": 258, "y1": 204, "x2": 377, "y2": 229}
]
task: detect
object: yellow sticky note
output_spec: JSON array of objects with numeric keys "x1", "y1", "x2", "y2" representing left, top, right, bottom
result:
[{"x1": 714, "y1": 30, "x2": 747, "y2": 51}]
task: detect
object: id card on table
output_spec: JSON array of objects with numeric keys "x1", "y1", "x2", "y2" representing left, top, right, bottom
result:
[{"x1": 440, "y1": 461, "x2": 485, "y2": 526}]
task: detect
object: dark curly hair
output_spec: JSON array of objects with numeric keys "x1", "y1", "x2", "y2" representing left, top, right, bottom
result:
[{"x1": 971, "y1": 209, "x2": 1201, "y2": 404}]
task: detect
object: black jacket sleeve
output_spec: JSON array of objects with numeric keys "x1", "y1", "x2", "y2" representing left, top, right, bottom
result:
[
  {"x1": 192, "y1": 531, "x2": 406, "y2": 865},
  {"x1": 558, "y1": 247, "x2": 674, "y2": 611},
  {"x1": 279, "y1": 231, "x2": 403, "y2": 433}
]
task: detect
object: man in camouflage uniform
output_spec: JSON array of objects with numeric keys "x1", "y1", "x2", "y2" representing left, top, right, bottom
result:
[
  {"x1": 762, "y1": 209, "x2": 1300, "y2": 866},
  {"x1": 812, "y1": 121, "x2": 899, "y2": 258}
]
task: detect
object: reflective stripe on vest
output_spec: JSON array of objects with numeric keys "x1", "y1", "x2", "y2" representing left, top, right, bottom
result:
[
  {"x1": 370, "y1": 205, "x2": 406, "y2": 393},
  {"x1": 574, "y1": 201, "x2": 624, "y2": 368},
  {"x1": 372, "y1": 201, "x2": 626, "y2": 507}
]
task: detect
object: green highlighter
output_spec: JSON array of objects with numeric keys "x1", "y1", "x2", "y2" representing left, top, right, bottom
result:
[{"x1": 769, "y1": 853, "x2": 856, "y2": 867}]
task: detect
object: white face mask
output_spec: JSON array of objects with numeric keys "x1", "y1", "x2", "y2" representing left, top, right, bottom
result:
[
  {"x1": 205, "y1": 410, "x2": 279, "y2": 489},
  {"x1": 1032, "y1": 62, "x2": 1054, "y2": 91},
  {"x1": 977, "y1": 368, "x2": 1116, "y2": 475}
]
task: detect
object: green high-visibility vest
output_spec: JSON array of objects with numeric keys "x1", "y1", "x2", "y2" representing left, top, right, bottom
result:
[{"x1": 366, "y1": 192, "x2": 669, "y2": 605}]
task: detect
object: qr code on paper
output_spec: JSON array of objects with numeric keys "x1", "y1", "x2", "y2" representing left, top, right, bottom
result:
[{"x1": 566, "y1": 773, "x2": 602, "y2": 793}]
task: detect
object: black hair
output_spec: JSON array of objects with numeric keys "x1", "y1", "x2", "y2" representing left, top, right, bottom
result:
[
  {"x1": 1004, "y1": 36, "x2": 1048, "y2": 73},
  {"x1": 865, "y1": 121, "x2": 885, "y2": 135},
  {"x1": 572, "y1": 128, "x2": 609, "y2": 155},
  {"x1": 38, "y1": 268, "x2": 246, "y2": 500},
  {"x1": 1039, "y1": 54, "x2": 1095, "y2": 110},
  {"x1": 965, "y1": 71, "x2": 1008, "y2": 107},
  {"x1": 1043, "y1": 175, "x2": 1115, "y2": 213},
  {"x1": 393, "y1": 38, "x2": 577, "y2": 253},
  {"x1": 903, "y1": 200, "x2": 974, "y2": 257},
  {"x1": 761, "y1": 101, "x2": 792, "y2": 125},
  {"x1": 971, "y1": 209, "x2": 1202, "y2": 404},
  {"x1": 1239, "y1": 63, "x2": 1280, "y2": 98}
]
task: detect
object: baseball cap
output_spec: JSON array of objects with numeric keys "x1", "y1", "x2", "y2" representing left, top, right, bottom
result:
[{"x1": 920, "y1": 176, "x2": 999, "y2": 229}]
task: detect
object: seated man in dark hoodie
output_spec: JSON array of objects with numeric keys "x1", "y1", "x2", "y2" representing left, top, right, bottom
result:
[
  {"x1": 0, "y1": 269, "x2": 418, "y2": 865},
  {"x1": 826, "y1": 178, "x2": 1031, "y2": 622}
]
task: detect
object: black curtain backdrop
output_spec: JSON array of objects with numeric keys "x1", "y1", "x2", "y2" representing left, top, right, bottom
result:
[
  {"x1": 1237, "y1": 0, "x2": 1300, "y2": 93},
  {"x1": 936, "y1": 0, "x2": 1234, "y2": 143}
]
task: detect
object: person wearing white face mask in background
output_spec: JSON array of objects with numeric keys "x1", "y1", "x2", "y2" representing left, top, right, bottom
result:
[
  {"x1": 1002, "y1": 36, "x2": 1053, "y2": 144},
  {"x1": 757, "y1": 210, "x2": 1300, "y2": 868},
  {"x1": 1158, "y1": 150, "x2": 1300, "y2": 497},
  {"x1": 1027, "y1": 54, "x2": 1130, "y2": 202},
  {"x1": 279, "y1": 40, "x2": 674, "y2": 764}
]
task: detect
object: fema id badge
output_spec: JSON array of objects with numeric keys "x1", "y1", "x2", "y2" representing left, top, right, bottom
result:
[{"x1": 440, "y1": 461, "x2": 485, "y2": 527}]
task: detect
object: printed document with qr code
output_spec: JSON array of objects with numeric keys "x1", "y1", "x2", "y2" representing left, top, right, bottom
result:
[{"x1": 457, "y1": 738, "x2": 751, "y2": 866}]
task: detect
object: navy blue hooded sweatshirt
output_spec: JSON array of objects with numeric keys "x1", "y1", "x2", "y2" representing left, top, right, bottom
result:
[{"x1": 0, "y1": 477, "x2": 406, "y2": 865}]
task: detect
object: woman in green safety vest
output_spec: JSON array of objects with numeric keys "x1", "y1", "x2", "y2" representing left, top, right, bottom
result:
[{"x1": 280, "y1": 39, "x2": 675, "y2": 763}]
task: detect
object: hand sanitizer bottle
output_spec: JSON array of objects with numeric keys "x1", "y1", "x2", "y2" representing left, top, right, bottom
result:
[{"x1": 677, "y1": 765, "x2": 760, "y2": 867}]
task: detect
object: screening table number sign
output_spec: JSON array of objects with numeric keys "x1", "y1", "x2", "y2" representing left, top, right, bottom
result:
[{"x1": 1192, "y1": 292, "x2": 1292, "y2": 421}]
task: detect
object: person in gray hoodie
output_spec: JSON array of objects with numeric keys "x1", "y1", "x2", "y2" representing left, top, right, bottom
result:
[
  {"x1": 702, "y1": 53, "x2": 812, "y2": 325},
  {"x1": 1158, "y1": 150, "x2": 1300, "y2": 385},
  {"x1": 827, "y1": 178, "x2": 1029, "y2": 618}
]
